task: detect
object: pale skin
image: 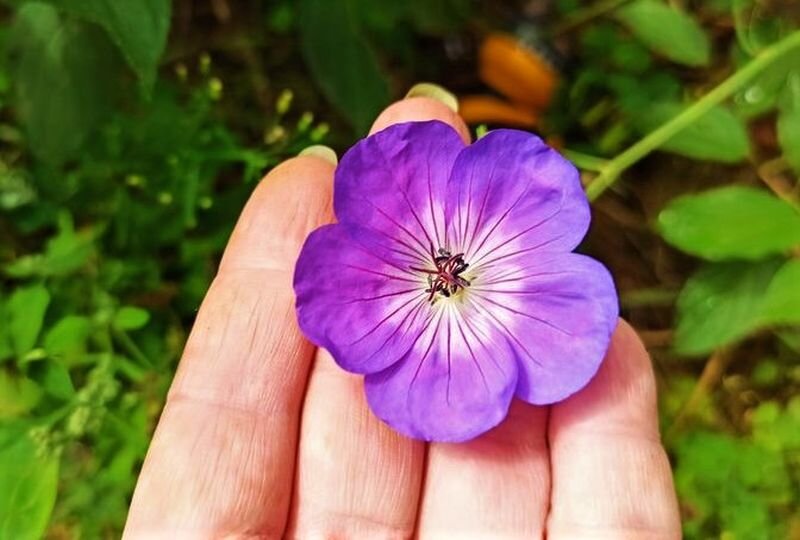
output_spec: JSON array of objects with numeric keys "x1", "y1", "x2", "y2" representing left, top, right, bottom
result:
[{"x1": 123, "y1": 97, "x2": 682, "y2": 539}]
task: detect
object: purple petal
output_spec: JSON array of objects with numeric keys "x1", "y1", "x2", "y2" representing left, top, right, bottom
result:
[
  {"x1": 294, "y1": 224, "x2": 430, "y2": 374},
  {"x1": 334, "y1": 121, "x2": 466, "y2": 257},
  {"x1": 469, "y1": 253, "x2": 618, "y2": 404},
  {"x1": 364, "y1": 303, "x2": 518, "y2": 442},
  {"x1": 444, "y1": 129, "x2": 589, "y2": 264}
]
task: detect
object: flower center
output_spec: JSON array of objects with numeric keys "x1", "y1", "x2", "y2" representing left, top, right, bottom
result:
[{"x1": 411, "y1": 245, "x2": 471, "y2": 303}]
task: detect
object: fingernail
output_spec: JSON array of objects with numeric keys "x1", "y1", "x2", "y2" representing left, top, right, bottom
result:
[
  {"x1": 299, "y1": 144, "x2": 338, "y2": 165},
  {"x1": 405, "y1": 82, "x2": 458, "y2": 112}
]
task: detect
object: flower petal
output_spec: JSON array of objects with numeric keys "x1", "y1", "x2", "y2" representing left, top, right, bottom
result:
[
  {"x1": 468, "y1": 252, "x2": 618, "y2": 404},
  {"x1": 445, "y1": 129, "x2": 589, "y2": 265},
  {"x1": 294, "y1": 224, "x2": 430, "y2": 374},
  {"x1": 364, "y1": 302, "x2": 518, "y2": 442},
  {"x1": 334, "y1": 121, "x2": 466, "y2": 258}
]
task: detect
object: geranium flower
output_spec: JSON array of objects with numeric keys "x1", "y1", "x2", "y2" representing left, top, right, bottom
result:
[{"x1": 293, "y1": 120, "x2": 618, "y2": 442}]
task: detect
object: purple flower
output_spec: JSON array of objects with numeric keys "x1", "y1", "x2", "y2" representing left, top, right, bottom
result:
[{"x1": 293, "y1": 121, "x2": 618, "y2": 442}]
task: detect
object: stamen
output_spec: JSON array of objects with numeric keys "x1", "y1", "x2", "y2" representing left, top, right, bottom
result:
[{"x1": 410, "y1": 244, "x2": 471, "y2": 303}]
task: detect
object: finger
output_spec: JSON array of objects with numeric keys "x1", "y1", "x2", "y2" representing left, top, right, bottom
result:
[
  {"x1": 286, "y1": 93, "x2": 471, "y2": 538},
  {"x1": 547, "y1": 320, "x2": 681, "y2": 540},
  {"x1": 416, "y1": 401, "x2": 551, "y2": 538},
  {"x1": 124, "y1": 154, "x2": 335, "y2": 539}
]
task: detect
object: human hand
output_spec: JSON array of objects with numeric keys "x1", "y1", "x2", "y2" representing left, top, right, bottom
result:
[{"x1": 123, "y1": 91, "x2": 681, "y2": 539}]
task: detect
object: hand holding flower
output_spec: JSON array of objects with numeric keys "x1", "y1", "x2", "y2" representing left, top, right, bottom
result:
[{"x1": 124, "y1": 90, "x2": 681, "y2": 539}]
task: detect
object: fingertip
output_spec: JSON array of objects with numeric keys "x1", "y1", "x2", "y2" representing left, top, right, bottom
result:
[
  {"x1": 370, "y1": 97, "x2": 471, "y2": 143},
  {"x1": 219, "y1": 155, "x2": 335, "y2": 272}
]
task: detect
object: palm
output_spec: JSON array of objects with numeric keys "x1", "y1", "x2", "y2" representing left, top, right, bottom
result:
[{"x1": 124, "y1": 98, "x2": 681, "y2": 539}]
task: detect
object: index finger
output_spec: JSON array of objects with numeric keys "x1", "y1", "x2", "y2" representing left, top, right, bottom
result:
[{"x1": 124, "y1": 154, "x2": 335, "y2": 538}]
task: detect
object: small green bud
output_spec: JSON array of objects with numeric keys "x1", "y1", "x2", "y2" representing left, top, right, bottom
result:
[
  {"x1": 276, "y1": 89, "x2": 293, "y2": 115},
  {"x1": 310, "y1": 122, "x2": 329, "y2": 142},
  {"x1": 199, "y1": 52, "x2": 212, "y2": 75},
  {"x1": 175, "y1": 63, "x2": 188, "y2": 81},
  {"x1": 65, "y1": 405, "x2": 92, "y2": 438},
  {"x1": 264, "y1": 125, "x2": 287, "y2": 145},
  {"x1": 297, "y1": 111, "x2": 314, "y2": 132},
  {"x1": 125, "y1": 174, "x2": 145, "y2": 187},
  {"x1": 208, "y1": 78, "x2": 223, "y2": 101},
  {"x1": 199, "y1": 196, "x2": 213, "y2": 209},
  {"x1": 157, "y1": 192, "x2": 174, "y2": 205}
]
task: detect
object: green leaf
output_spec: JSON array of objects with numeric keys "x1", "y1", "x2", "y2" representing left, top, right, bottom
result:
[
  {"x1": 9, "y1": 3, "x2": 116, "y2": 165},
  {"x1": 658, "y1": 186, "x2": 800, "y2": 260},
  {"x1": 44, "y1": 315, "x2": 91, "y2": 361},
  {"x1": 113, "y1": 306, "x2": 150, "y2": 330},
  {"x1": 40, "y1": 361, "x2": 76, "y2": 400},
  {"x1": 7, "y1": 284, "x2": 50, "y2": 356},
  {"x1": 0, "y1": 370, "x2": 42, "y2": 418},
  {"x1": 298, "y1": 0, "x2": 390, "y2": 133},
  {"x1": 0, "y1": 432, "x2": 59, "y2": 540},
  {"x1": 674, "y1": 259, "x2": 782, "y2": 355},
  {"x1": 761, "y1": 259, "x2": 800, "y2": 325},
  {"x1": 777, "y1": 72, "x2": 800, "y2": 174},
  {"x1": 6, "y1": 213, "x2": 94, "y2": 277},
  {"x1": 615, "y1": 0, "x2": 711, "y2": 67},
  {"x1": 39, "y1": 0, "x2": 171, "y2": 93},
  {"x1": 634, "y1": 102, "x2": 750, "y2": 162}
]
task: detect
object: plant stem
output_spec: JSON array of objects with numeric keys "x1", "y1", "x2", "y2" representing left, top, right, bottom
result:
[
  {"x1": 586, "y1": 29, "x2": 800, "y2": 202},
  {"x1": 112, "y1": 327, "x2": 152, "y2": 367},
  {"x1": 562, "y1": 148, "x2": 609, "y2": 172},
  {"x1": 666, "y1": 347, "x2": 735, "y2": 442},
  {"x1": 551, "y1": 0, "x2": 634, "y2": 36}
]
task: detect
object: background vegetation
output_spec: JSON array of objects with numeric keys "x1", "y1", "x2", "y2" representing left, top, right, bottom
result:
[{"x1": 0, "y1": 0, "x2": 799, "y2": 538}]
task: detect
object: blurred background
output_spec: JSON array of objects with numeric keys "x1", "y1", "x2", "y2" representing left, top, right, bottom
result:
[{"x1": 1, "y1": 0, "x2": 799, "y2": 538}]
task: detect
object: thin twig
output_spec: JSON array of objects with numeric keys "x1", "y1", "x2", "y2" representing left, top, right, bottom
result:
[
  {"x1": 585, "y1": 30, "x2": 800, "y2": 201},
  {"x1": 666, "y1": 347, "x2": 735, "y2": 441}
]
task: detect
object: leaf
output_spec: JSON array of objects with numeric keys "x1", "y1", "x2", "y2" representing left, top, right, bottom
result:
[
  {"x1": 0, "y1": 432, "x2": 59, "y2": 540},
  {"x1": 658, "y1": 186, "x2": 800, "y2": 260},
  {"x1": 39, "y1": 0, "x2": 171, "y2": 93},
  {"x1": 7, "y1": 283, "x2": 50, "y2": 356},
  {"x1": 0, "y1": 370, "x2": 42, "y2": 419},
  {"x1": 113, "y1": 306, "x2": 150, "y2": 330},
  {"x1": 674, "y1": 259, "x2": 782, "y2": 355},
  {"x1": 6, "y1": 213, "x2": 94, "y2": 277},
  {"x1": 615, "y1": 0, "x2": 711, "y2": 67},
  {"x1": 9, "y1": 4, "x2": 116, "y2": 165},
  {"x1": 44, "y1": 315, "x2": 91, "y2": 361},
  {"x1": 40, "y1": 362, "x2": 76, "y2": 400},
  {"x1": 761, "y1": 259, "x2": 800, "y2": 325},
  {"x1": 777, "y1": 72, "x2": 800, "y2": 174},
  {"x1": 634, "y1": 102, "x2": 750, "y2": 162},
  {"x1": 298, "y1": 0, "x2": 390, "y2": 133}
]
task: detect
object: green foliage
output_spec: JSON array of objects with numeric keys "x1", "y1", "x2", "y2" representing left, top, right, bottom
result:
[
  {"x1": 615, "y1": 0, "x2": 711, "y2": 67},
  {"x1": 658, "y1": 186, "x2": 800, "y2": 260},
  {"x1": 0, "y1": 434, "x2": 59, "y2": 540},
  {"x1": 675, "y1": 398, "x2": 800, "y2": 538},
  {"x1": 9, "y1": 3, "x2": 117, "y2": 165},
  {"x1": 298, "y1": 0, "x2": 390, "y2": 134},
  {"x1": 5, "y1": 283, "x2": 50, "y2": 358},
  {"x1": 38, "y1": 0, "x2": 171, "y2": 93},
  {"x1": 777, "y1": 73, "x2": 800, "y2": 174},
  {"x1": 673, "y1": 259, "x2": 782, "y2": 355},
  {"x1": 1, "y1": 1, "x2": 328, "y2": 535},
  {"x1": 634, "y1": 103, "x2": 750, "y2": 163},
  {"x1": 762, "y1": 260, "x2": 800, "y2": 325}
]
